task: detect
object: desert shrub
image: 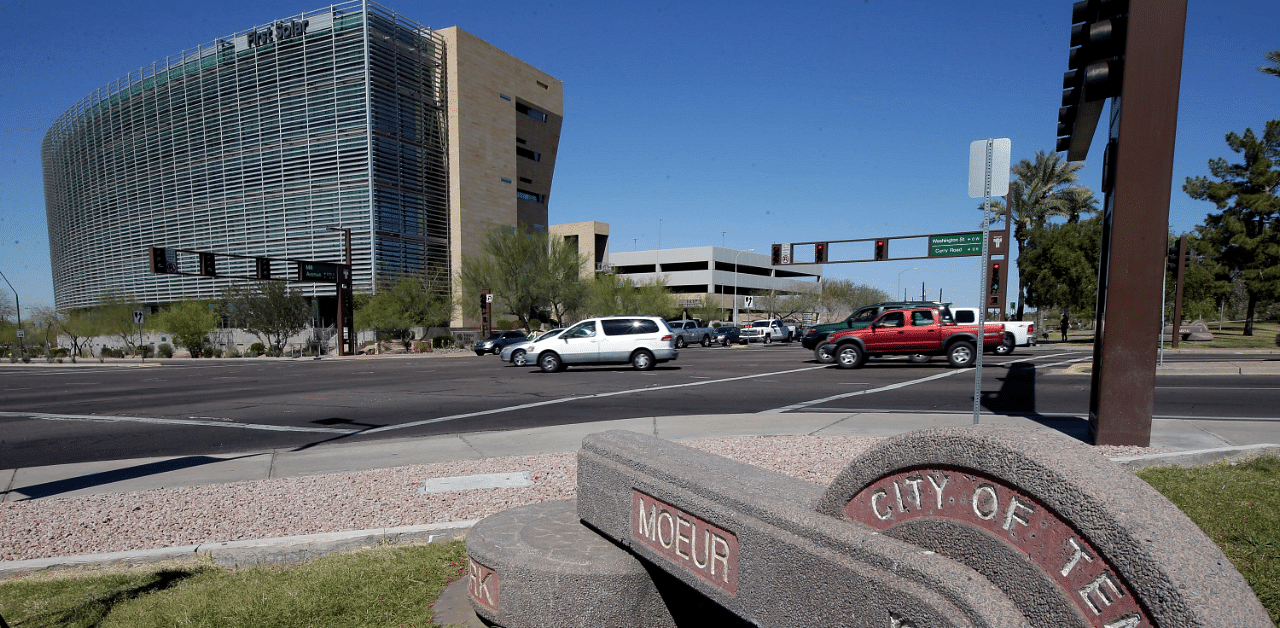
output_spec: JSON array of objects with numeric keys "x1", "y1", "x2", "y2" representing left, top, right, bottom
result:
[
  {"x1": 158, "y1": 343, "x2": 174, "y2": 358},
  {"x1": 249, "y1": 342, "x2": 266, "y2": 356},
  {"x1": 432, "y1": 334, "x2": 455, "y2": 348}
]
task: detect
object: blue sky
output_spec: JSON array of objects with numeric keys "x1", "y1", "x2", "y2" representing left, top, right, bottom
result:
[{"x1": 1, "y1": 0, "x2": 1276, "y2": 312}]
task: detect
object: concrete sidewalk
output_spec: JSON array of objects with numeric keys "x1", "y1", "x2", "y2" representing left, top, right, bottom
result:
[
  {"x1": 3, "y1": 410, "x2": 1279, "y2": 580},
  {"x1": 6, "y1": 410, "x2": 1280, "y2": 503}
]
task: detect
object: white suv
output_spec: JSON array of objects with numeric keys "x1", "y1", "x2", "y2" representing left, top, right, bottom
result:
[{"x1": 524, "y1": 316, "x2": 678, "y2": 372}]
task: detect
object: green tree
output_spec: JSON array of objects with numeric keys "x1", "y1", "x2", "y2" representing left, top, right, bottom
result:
[
  {"x1": 354, "y1": 271, "x2": 452, "y2": 341},
  {"x1": 222, "y1": 281, "x2": 312, "y2": 354},
  {"x1": 582, "y1": 272, "x2": 677, "y2": 319},
  {"x1": 1183, "y1": 120, "x2": 1280, "y2": 335},
  {"x1": 989, "y1": 150, "x2": 1089, "y2": 319},
  {"x1": 1019, "y1": 216, "x2": 1103, "y2": 319},
  {"x1": 757, "y1": 287, "x2": 819, "y2": 321},
  {"x1": 685, "y1": 294, "x2": 726, "y2": 325},
  {"x1": 1261, "y1": 50, "x2": 1280, "y2": 78},
  {"x1": 459, "y1": 228, "x2": 588, "y2": 330},
  {"x1": 1167, "y1": 234, "x2": 1232, "y2": 323},
  {"x1": 815, "y1": 279, "x2": 891, "y2": 323},
  {"x1": 96, "y1": 293, "x2": 144, "y2": 355},
  {"x1": 460, "y1": 228, "x2": 549, "y2": 331},
  {"x1": 542, "y1": 236, "x2": 589, "y2": 325},
  {"x1": 149, "y1": 300, "x2": 222, "y2": 357},
  {"x1": 33, "y1": 306, "x2": 99, "y2": 362}
]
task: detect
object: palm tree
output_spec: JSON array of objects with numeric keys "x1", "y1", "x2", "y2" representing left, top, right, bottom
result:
[
  {"x1": 990, "y1": 151, "x2": 1086, "y2": 319},
  {"x1": 1055, "y1": 186, "x2": 1100, "y2": 224},
  {"x1": 1261, "y1": 50, "x2": 1280, "y2": 78}
]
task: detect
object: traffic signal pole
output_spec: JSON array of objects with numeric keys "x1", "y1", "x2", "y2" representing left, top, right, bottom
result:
[
  {"x1": 1087, "y1": 0, "x2": 1188, "y2": 446},
  {"x1": 1170, "y1": 234, "x2": 1187, "y2": 349}
]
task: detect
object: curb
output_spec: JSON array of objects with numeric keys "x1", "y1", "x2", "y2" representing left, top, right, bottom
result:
[
  {"x1": 0, "y1": 520, "x2": 477, "y2": 579},
  {"x1": 1110, "y1": 443, "x2": 1280, "y2": 470},
  {"x1": 5, "y1": 444, "x2": 1277, "y2": 579}
]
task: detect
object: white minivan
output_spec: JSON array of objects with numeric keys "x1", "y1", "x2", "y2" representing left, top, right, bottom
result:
[{"x1": 524, "y1": 316, "x2": 678, "y2": 372}]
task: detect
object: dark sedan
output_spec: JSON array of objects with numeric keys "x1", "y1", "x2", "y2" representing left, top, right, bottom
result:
[
  {"x1": 473, "y1": 330, "x2": 528, "y2": 355},
  {"x1": 713, "y1": 326, "x2": 741, "y2": 346}
]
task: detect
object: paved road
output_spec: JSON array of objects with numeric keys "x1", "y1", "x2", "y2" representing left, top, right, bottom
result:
[{"x1": 1, "y1": 344, "x2": 1277, "y2": 468}]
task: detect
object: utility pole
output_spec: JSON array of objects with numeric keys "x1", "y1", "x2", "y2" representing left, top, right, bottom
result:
[{"x1": 0, "y1": 270, "x2": 21, "y2": 358}]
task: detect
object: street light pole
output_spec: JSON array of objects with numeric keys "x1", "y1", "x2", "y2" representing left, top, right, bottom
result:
[
  {"x1": 897, "y1": 267, "x2": 918, "y2": 301},
  {"x1": 732, "y1": 248, "x2": 754, "y2": 325},
  {"x1": 0, "y1": 269, "x2": 21, "y2": 357}
]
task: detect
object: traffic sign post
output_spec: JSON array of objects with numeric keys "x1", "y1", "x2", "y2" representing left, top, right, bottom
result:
[
  {"x1": 968, "y1": 138, "x2": 1012, "y2": 426},
  {"x1": 133, "y1": 310, "x2": 146, "y2": 361}
]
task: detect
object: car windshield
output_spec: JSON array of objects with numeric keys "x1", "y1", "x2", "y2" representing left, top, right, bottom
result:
[
  {"x1": 537, "y1": 328, "x2": 564, "y2": 340},
  {"x1": 718, "y1": 327, "x2": 737, "y2": 333},
  {"x1": 752, "y1": 321, "x2": 770, "y2": 327},
  {"x1": 485, "y1": 333, "x2": 502, "y2": 340}
]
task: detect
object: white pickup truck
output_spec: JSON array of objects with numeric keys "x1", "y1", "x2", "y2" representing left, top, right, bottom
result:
[
  {"x1": 950, "y1": 308, "x2": 1034, "y2": 355},
  {"x1": 666, "y1": 320, "x2": 715, "y2": 348},
  {"x1": 738, "y1": 319, "x2": 796, "y2": 344}
]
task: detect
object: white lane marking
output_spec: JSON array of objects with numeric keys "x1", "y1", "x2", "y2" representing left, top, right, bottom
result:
[
  {"x1": 361, "y1": 365, "x2": 830, "y2": 434},
  {"x1": 1156, "y1": 387, "x2": 1280, "y2": 391},
  {"x1": 762, "y1": 352, "x2": 1090, "y2": 414},
  {"x1": 0, "y1": 411, "x2": 358, "y2": 434},
  {"x1": 761, "y1": 371, "x2": 964, "y2": 413}
]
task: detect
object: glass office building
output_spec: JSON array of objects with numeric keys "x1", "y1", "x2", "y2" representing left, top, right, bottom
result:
[{"x1": 42, "y1": 1, "x2": 450, "y2": 311}]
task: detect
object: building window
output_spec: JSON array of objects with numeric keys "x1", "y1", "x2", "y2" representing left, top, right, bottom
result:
[
  {"x1": 519, "y1": 177, "x2": 532, "y2": 184},
  {"x1": 500, "y1": 94, "x2": 512, "y2": 101},
  {"x1": 516, "y1": 189, "x2": 544, "y2": 203},
  {"x1": 516, "y1": 137, "x2": 527, "y2": 144},
  {"x1": 517, "y1": 146, "x2": 541, "y2": 162},
  {"x1": 501, "y1": 177, "x2": 512, "y2": 184},
  {"x1": 516, "y1": 102, "x2": 547, "y2": 122}
]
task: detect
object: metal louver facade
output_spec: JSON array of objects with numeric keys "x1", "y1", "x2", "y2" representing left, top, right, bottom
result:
[{"x1": 42, "y1": 0, "x2": 449, "y2": 310}]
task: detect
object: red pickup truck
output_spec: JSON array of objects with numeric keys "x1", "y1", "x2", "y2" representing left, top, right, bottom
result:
[{"x1": 823, "y1": 306, "x2": 1005, "y2": 369}]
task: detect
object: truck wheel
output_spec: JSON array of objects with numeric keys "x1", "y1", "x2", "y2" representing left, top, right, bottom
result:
[
  {"x1": 835, "y1": 344, "x2": 865, "y2": 369},
  {"x1": 947, "y1": 341, "x2": 976, "y2": 368},
  {"x1": 539, "y1": 352, "x2": 564, "y2": 373},
  {"x1": 701, "y1": 335, "x2": 711, "y2": 347},
  {"x1": 814, "y1": 344, "x2": 835, "y2": 364},
  {"x1": 994, "y1": 334, "x2": 1015, "y2": 355},
  {"x1": 764, "y1": 334, "x2": 772, "y2": 344},
  {"x1": 675, "y1": 336, "x2": 686, "y2": 349}
]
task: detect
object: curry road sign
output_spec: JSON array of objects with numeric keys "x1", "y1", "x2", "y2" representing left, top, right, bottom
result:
[{"x1": 928, "y1": 232, "x2": 983, "y2": 257}]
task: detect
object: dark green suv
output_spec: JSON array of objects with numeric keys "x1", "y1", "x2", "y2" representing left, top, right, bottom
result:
[{"x1": 802, "y1": 301, "x2": 950, "y2": 363}]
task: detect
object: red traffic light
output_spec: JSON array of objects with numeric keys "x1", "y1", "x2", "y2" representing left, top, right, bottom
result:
[
  {"x1": 815, "y1": 243, "x2": 827, "y2": 263},
  {"x1": 873, "y1": 240, "x2": 888, "y2": 261}
]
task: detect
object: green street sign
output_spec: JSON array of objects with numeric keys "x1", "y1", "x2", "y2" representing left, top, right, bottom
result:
[{"x1": 928, "y1": 233, "x2": 983, "y2": 257}]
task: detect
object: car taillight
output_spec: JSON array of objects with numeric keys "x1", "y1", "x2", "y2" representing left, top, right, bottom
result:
[
  {"x1": 661, "y1": 335, "x2": 673, "y2": 341},
  {"x1": 1028, "y1": 324, "x2": 1035, "y2": 333}
]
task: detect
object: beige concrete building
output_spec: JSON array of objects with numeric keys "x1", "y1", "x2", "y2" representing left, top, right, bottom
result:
[
  {"x1": 549, "y1": 221, "x2": 610, "y2": 278},
  {"x1": 439, "y1": 27, "x2": 564, "y2": 328}
]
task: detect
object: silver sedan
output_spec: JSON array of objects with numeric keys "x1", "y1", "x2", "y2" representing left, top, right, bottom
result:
[{"x1": 500, "y1": 329, "x2": 564, "y2": 367}]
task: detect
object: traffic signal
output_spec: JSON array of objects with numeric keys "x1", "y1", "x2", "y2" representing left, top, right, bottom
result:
[
  {"x1": 199, "y1": 252, "x2": 217, "y2": 277},
  {"x1": 1057, "y1": 0, "x2": 1129, "y2": 161},
  {"x1": 873, "y1": 240, "x2": 888, "y2": 261},
  {"x1": 771, "y1": 244, "x2": 782, "y2": 265},
  {"x1": 815, "y1": 243, "x2": 827, "y2": 263},
  {"x1": 989, "y1": 262, "x2": 1002, "y2": 294},
  {"x1": 255, "y1": 257, "x2": 272, "y2": 280},
  {"x1": 1166, "y1": 246, "x2": 1179, "y2": 274},
  {"x1": 149, "y1": 246, "x2": 168, "y2": 274}
]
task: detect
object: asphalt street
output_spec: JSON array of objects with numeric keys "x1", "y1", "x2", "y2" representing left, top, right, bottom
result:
[{"x1": 1, "y1": 343, "x2": 1277, "y2": 468}]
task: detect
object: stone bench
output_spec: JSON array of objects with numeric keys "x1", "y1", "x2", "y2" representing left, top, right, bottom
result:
[{"x1": 465, "y1": 425, "x2": 1271, "y2": 627}]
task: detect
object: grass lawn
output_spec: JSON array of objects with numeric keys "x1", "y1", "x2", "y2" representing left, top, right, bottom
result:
[
  {"x1": 1052, "y1": 319, "x2": 1280, "y2": 350},
  {"x1": 0, "y1": 540, "x2": 467, "y2": 627},
  {"x1": 2, "y1": 459, "x2": 1277, "y2": 626}
]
